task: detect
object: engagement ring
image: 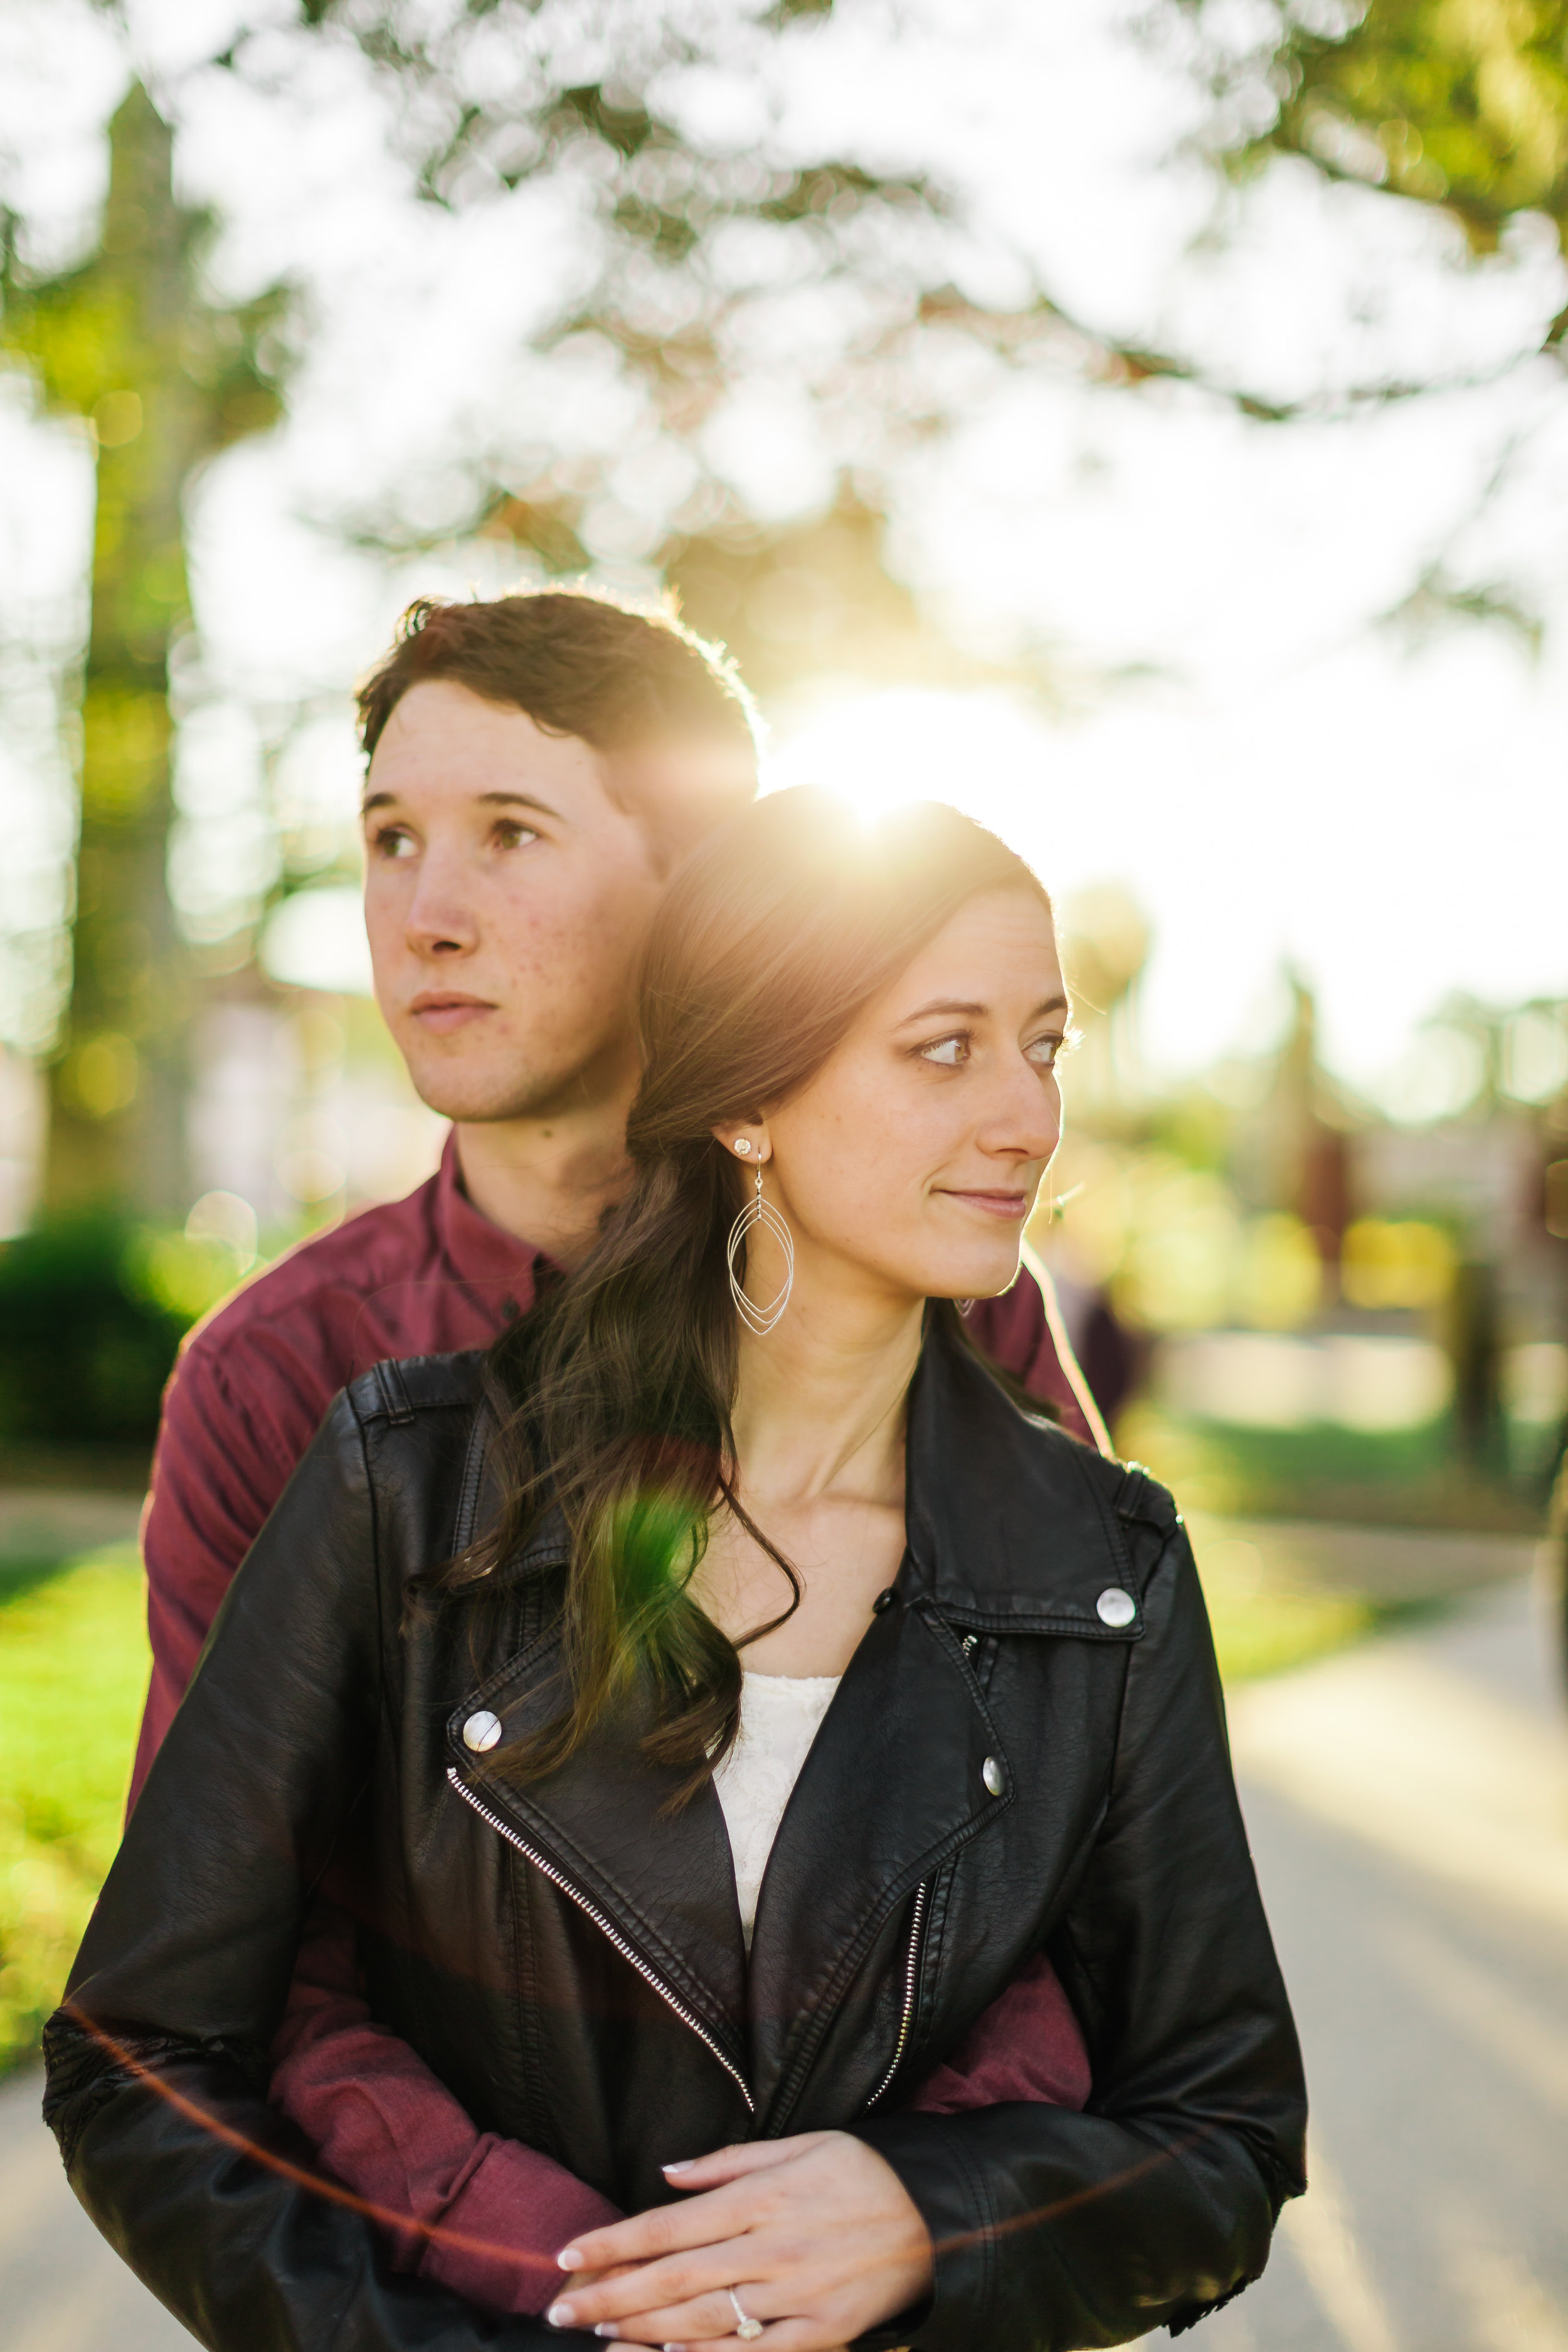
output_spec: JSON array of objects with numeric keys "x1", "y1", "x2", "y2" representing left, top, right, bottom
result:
[{"x1": 728, "y1": 2287, "x2": 765, "y2": 2342}]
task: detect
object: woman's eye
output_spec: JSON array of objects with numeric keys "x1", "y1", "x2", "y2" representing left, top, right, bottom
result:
[
  {"x1": 494, "y1": 820, "x2": 539, "y2": 850},
  {"x1": 1027, "y1": 1034, "x2": 1066, "y2": 1069},
  {"x1": 369, "y1": 825, "x2": 417, "y2": 860},
  {"x1": 919, "y1": 1035, "x2": 970, "y2": 1067}
]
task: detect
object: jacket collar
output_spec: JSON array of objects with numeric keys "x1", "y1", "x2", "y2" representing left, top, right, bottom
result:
[{"x1": 899, "y1": 1306, "x2": 1143, "y2": 1637}]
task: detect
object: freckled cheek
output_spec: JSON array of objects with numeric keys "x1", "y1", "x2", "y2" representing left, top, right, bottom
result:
[{"x1": 482, "y1": 893, "x2": 625, "y2": 1002}]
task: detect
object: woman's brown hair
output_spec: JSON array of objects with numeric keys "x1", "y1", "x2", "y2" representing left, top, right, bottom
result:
[{"x1": 443, "y1": 787, "x2": 1051, "y2": 1792}]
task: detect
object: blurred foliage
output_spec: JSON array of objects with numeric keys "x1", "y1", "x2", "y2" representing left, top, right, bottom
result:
[
  {"x1": 0, "y1": 1545, "x2": 146, "y2": 2075},
  {"x1": 0, "y1": 1213, "x2": 249, "y2": 1443},
  {"x1": 1, "y1": 82, "x2": 287, "y2": 1216},
  {"x1": 282, "y1": 0, "x2": 1305, "y2": 628},
  {"x1": 1342, "y1": 1216, "x2": 1456, "y2": 1307},
  {"x1": 1236, "y1": 0, "x2": 1568, "y2": 265}
]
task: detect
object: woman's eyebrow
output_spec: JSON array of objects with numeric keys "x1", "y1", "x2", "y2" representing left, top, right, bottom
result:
[
  {"x1": 895, "y1": 992, "x2": 1070, "y2": 1027},
  {"x1": 896, "y1": 997, "x2": 988, "y2": 1025}
]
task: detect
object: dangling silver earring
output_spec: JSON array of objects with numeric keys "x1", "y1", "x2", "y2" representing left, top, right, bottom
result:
[{"x1": 726, "y1": 1159, "x2": 794, "y2": 1335}]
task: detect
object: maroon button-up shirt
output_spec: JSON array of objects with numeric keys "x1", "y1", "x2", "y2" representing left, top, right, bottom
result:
[{"x1": 133, "y1": 1130, "x2": 1097, "y2": 2318}]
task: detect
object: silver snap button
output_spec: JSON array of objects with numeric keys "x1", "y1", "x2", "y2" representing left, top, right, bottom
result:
[
  {"x1": 462, "y1": 1709, "x2": 503, "y2": 1752},
  {"x1": 982, "y1": 1756, "x2": 1004, "y2": 1796},
  {"x1": 1096, "y1": 1587, "x2": 1136, "y2": 1628}
]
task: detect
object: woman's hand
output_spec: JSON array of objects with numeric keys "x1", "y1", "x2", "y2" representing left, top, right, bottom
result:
[{"x1": 544, "y1": 2131, "x2": 933, "y2": 2349}]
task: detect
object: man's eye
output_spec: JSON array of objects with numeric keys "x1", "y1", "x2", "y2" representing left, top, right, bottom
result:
[{"x1": 919, "y1": 1035, "x2": 969, "y2": 1066}]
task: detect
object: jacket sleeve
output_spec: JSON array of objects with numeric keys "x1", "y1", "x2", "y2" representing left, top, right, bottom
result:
[
  {"x1": 44, "y1": 1389, "x2": 584, "y2": 2352},
  {"x1": 852, "y1": 1518, "x2": 1307, "y2": 2352}
]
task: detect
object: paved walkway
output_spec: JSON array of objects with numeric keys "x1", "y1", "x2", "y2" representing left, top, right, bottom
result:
[{"x1": 4, "y1": 1572, "x2": 1565, "y2": 2351}]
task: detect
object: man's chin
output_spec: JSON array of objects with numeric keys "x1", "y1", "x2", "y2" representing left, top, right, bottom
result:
[
  {"x1": 402, "y1": 1050, "x2": 596, "y2": 1127},
  {"x1": 410, "y1": 1077, "x2": 552, "y2": 1125}
]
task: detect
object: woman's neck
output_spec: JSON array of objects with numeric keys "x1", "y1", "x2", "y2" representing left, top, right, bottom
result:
[{"x1": 728, "y1": 1285, "x2": 925, "y2": 1517}]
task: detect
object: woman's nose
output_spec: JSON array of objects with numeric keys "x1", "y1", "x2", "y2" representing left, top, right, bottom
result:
[{"x1": 980, "y1": 1056, "x2": 1062, "y2": 1162}]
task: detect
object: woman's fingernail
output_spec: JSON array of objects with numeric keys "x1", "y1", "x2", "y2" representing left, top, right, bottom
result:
[
  {"x1": 557, "y1": 2249, "x2": 586, "y2": 2269},
  {"x1": 545, "y1": 2301, "x2": 576, "y2": 2328},
  {"x1": 595, "y1": 2329, "x2": 620, "y2": 2341},
  {"x1": 662, "y1": 2158, "x2": 694, "y2": 2174}
]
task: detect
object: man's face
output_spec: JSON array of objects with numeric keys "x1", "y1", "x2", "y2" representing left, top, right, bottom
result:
[{"x1": 362, "y1": 679, "x2": 700, "y2": 1124}]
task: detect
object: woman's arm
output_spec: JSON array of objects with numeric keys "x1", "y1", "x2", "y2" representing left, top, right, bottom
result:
[{"x1": 45, "y1": 1389, "x2": 578, "y2": 2352}]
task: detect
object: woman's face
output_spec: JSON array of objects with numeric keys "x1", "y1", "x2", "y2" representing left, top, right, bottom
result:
[{"x1": 746, "y1": 887, "x2": 1069, "y2": 1313}]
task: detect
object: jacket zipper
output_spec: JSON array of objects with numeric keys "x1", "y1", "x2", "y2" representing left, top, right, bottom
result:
[
  {"x1": 447, "y1": 1765, "x2": 756, "y2": 2115},
  {"x1": 866, "y1": 1879, "x2": 930, "y2": 2109},
  {"x1": 861, "y1": 1629, "x2": 970, "y2": 2109}
]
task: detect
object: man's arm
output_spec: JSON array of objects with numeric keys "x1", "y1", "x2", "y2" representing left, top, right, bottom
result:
[
  {"x1": 132, "y1": 1327, "x2": 333, "y2": 1806},
  {"x1": 270, "y1": 1902, "x2": 620, "y2": 2314}
]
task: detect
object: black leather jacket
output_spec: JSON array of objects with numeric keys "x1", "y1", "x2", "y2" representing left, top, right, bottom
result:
[{"x1": 45, "y1": 1317, "x2": 1305, "y2": 2352}]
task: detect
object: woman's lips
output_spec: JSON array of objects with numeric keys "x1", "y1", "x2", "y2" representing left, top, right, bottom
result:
[
  {"x1": 941, "y1": 1189, "x2": 1030, "y2": 1221},
  {"x1": 408, "y1": 995, "x2": 495, "y2": 1035}
]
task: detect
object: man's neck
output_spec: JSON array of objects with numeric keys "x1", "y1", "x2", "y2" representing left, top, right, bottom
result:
[{"x1": 453, "y1": 1109, "x2": 632, "y2": 1271}]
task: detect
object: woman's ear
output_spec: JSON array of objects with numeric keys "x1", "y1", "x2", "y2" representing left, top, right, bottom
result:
[{"x1": 711, "y1": 1121, "x2": 771, "y2": 1165}]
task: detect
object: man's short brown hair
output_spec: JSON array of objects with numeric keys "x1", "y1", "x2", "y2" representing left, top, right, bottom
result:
[{"x1": 359, "y1": 588, "x2": 758, "y2": 785}]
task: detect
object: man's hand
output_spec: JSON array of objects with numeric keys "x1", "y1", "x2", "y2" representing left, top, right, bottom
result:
[{"x1": 543, "y1": 2131, "x2": 933, "y2": 2349}]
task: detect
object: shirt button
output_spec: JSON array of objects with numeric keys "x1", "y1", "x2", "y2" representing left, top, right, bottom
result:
[
  {"x1": 1096, "y1": 1587, "x2": 1136, "y2": 1628},
  {"x1": 872, "y1": 1588, "x2": 897, "y2": 1614},
  {"x1": 462, "y1": 1709, "x2": 503, "y2": 1752},
  {"x1": 982, "y1": 1756, "x2": 1005, "y2": 1796}
]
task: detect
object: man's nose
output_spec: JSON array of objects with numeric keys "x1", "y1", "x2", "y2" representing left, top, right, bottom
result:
[{"x1": 404, "y1": 849, "x2": 480, "y2": 958}]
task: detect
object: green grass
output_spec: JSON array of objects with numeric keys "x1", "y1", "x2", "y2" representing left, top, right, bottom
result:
[
  {"x1": 1115, "y1": 1399, "x2": 1542, "y2": 1534},
  {"x1": 0, "y1": 1544, "x2": 147, "y2": 2074},
  {"x1": 1195, "y1": 1549, "x2": 1377, "y2": 1683}
]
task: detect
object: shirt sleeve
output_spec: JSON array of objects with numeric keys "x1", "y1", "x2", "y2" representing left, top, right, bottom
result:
[
  {"x1": 131, "y1": 1327, "x2": 332, "y2": 1809},
  {"x1": 269, "y1": 1900, "x2": 621, "y2": 2316},
  {"x1": 904, "y1": 1949, "x2": 1091, "y2": 2117}
]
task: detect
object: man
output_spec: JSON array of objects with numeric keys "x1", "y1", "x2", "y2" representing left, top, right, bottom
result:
[{"x1": 132, "y1": 585, "x2": 1100, "y2": 2312}]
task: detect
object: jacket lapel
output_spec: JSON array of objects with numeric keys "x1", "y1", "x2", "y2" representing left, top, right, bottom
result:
[
  {"x1": 744, "y1": 1588, "x2": 1009, "y2": 2126},
  {"x1": 452, "y1": 1611, "x2": 749, "y2": 2080}
]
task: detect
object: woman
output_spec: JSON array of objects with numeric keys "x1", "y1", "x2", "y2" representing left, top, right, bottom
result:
[{"x1": 46, "y1": 790, "x2": 1306, "y2": 2352}]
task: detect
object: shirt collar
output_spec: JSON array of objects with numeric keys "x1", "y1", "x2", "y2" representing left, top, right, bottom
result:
[{"x1": 434, "y1": 1128, "x2": 554, "y2": 1313}]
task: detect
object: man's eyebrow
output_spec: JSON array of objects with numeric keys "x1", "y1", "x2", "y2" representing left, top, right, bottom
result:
[
  {"x1": 359, "y1": 788, "x2": 564, "y2": 820},
  {"x1": 896, "y1": 993, "x2": 1070, "y2": 1025}
]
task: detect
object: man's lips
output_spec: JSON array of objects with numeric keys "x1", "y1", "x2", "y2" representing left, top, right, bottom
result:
[
  {"x1": 406, "y1": 992, "x2": 497, "y2": 1035},
  {"x1": 939, "y1": 1189, "x2": 1031, "y2": 1222}
]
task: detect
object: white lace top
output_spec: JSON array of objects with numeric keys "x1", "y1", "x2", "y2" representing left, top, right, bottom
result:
[{"x1": 712, "y1": 1670, "x2": 842, "y2": 1947}]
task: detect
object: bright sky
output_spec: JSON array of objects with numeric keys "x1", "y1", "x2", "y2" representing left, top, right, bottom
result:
[{"x1": 2, "y1": 0, "x2": 1566, "y2": 1106}]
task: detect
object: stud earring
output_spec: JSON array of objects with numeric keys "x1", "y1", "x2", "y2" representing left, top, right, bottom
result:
[
  {"x1": 734, "y1": 1138, "x2": 752, "y2": 1155},
  {"x1": 726, "y1": 1162, "x2": 794, "y2": 1336}
]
